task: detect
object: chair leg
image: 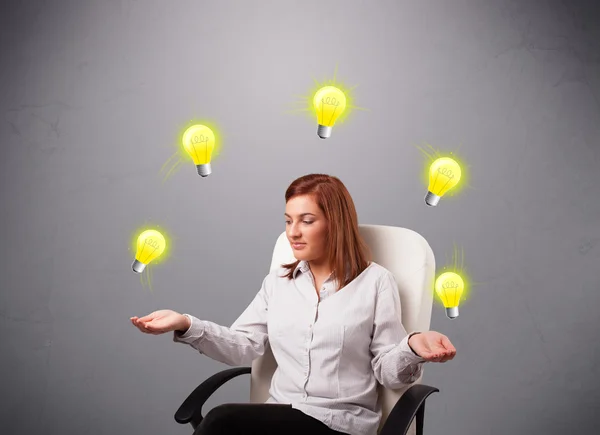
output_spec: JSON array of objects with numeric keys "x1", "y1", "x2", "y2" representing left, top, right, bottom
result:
[{"x1": 415, "y1": 401, "x2": 425, "y2": 435}]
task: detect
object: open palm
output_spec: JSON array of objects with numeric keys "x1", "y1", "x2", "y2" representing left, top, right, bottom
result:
[
  {"x1": 409, "y1": 331, "x2": 456, "y2": 363},
  {"x1": 130, "y1": 309, "x2": 184, "y2": 335}
]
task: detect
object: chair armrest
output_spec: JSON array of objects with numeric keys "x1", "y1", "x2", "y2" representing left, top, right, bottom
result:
[
  {"x1": 380, "y1": 384, "x2": 439, "y2": 435},
  {"x1": 174, "y1": 366, "x2": 252, "y2": 428}
]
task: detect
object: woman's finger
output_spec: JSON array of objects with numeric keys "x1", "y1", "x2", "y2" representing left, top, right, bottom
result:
[
  {"x1": 430, "y1": 344, "x2": 447, "y2": 355},
  {"x1": 423, "y1": 351, "x2": 443, "y2": 362},
  {"x1": 145, "y1": 323, "x2": 160, "y2": 333},
  {"x1": 424, "y1": 347, "x2": 452, "y2": 362},
  {"x1": 439, "y1": 349, "x2": 456, "y2": 363},
  {"x1": 131, "y1": 319, "x2": 145, "y2": 332},
  {"x1": 131, "y1": 317, "x2": 151, "y2": 333},
  {"x1": 145, "y1": 321, "x2": 168, "y2": 334},
  {"x1": 137, "y1": 314, "x2": 154, "y2": 323},
  {"x1": 441, "y1": 336, "x2": 456, "y2": 352},
  {"x1": 135, "y1": 320, "x2": 152, "y2": 334}
]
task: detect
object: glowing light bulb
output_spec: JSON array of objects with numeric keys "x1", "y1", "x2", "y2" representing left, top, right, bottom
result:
[
  {"x1": 313, "y1": 86, "x2": 347, "y2": 139},
  {"x1": 182, "y1": 124, "x2": 215, "y2": 177},
  {"x1": 435, "y1": 272, "x2": 464, "y2": 319},
  {"x1": 425, "y1": 157, "x2": 462, "y2": 206},
  {"x1": 132, "y1": 229, "x2": 166, "y2": 273}
]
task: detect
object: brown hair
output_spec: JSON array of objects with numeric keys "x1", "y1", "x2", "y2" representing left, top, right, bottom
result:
[{"x1": 280, "y1": 174, "x2": 372, "y2": 291}]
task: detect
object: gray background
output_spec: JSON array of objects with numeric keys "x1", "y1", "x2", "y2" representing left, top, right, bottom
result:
[{"x1": 1, "y1": 0, "x2": 599, "y2": 434}]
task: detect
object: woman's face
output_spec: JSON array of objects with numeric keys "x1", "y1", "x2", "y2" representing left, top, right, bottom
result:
[{"x1": 285, "y1": 194, "x2": 328, "y2": 264}]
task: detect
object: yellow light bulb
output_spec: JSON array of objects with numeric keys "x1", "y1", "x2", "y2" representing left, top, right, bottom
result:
[
  {"x1": 425, "y1": 157, "x2": 462, "y2": 206},
  {"x1": 313, "y1": 86, "x2": 347, "y2": 139},
  {"x1": 182, "y1": 124, "x2": 215, "y2": 177},
  {"x1": 435, "y1": 272, "x2": 464, "y2": 319},
  {"x1": 132, "y1": 229, "x2": 166, "y2": 273}
]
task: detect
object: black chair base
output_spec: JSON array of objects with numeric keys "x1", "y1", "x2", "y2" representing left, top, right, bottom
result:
[{"x1": 175, "y1": 367, "x2": 438, "y2": 434}]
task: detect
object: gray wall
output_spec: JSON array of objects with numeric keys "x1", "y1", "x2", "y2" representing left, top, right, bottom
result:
[{"x1": 1, "y1": 1, "x2": 599, "y2": 434}]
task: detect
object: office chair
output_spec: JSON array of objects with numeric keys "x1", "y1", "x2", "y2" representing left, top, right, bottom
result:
[{"x1": 174, "y1": 224, "x2": 439, "y2": 435}]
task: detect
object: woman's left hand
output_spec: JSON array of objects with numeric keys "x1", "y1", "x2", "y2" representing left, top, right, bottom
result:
[{"x1": 408, "y1": 331, "x2": 456, "y2": 363}]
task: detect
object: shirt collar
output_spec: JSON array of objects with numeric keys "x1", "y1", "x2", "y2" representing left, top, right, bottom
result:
[
  {"x1": 293, "y1": 260, "x2": 311, "y2": 279},
  {"x1": 293, "y1": 260, "x2": 339, "y2": 282},
  {"x1": 292, "y1": 260, "x2": 372, "y2": 289}
]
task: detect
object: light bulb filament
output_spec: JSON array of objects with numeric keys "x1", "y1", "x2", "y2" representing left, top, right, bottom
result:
[
  {"x1": 442, "y1": 281, "x2": 459, "y2": 289},
  {"x1": 145, "y1": 238, "x2": 160, "y2": 249},
  {"x1": 321, "y1": 96, "x2": 341, "y2": 107},
  {"x1": 437, "y1": 167, "x2": 455, "y2": 178},
  {"x1": 191, "y1": 134, "x2": 209, "y2": 145}
]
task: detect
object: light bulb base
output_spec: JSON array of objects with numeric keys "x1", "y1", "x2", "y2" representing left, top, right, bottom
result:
[
  {"x1": 425, "y1": 191, "x2": 441, "y2": 206},
  {"x1": 132, "y1": 259, "x2": 146, "y2": 274},
  {"x1": 445, "y1": 306, "x2": 459, "y2": 319},
  {"x1": 317, "y1": 124, "x2": 332, "y2": 139},
  {"x1": 196, "y1": 163, "x2": 212, "y2": 177}
]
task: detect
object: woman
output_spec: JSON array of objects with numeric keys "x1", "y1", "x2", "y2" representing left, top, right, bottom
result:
[{"x1": 131, "y1": 173, "x2": 456, "y2": 435}]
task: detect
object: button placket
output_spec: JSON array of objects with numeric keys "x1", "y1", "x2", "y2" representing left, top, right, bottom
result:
[
  {"x1": 301, "y1": 278, "x2": 320, "y2": 395},
  {"x1": 304, "y1": 311, "x2": 316, "y2": 389}
]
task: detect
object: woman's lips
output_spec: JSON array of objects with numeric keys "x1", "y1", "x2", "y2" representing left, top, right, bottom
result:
[{"x1": 292, "y1": 243, "x2": 306, "y2": 249}]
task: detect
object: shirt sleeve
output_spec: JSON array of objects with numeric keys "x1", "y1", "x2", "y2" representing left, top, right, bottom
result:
[
  {"x1": 172, "y1": 273, "x2": 271, "y2": 367},
  {"x1": 370, "y1": 271, "x2": 427, "y2": 389}
]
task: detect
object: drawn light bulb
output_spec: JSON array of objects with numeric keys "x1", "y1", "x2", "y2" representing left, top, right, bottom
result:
[
  {"x1": 182, "y1": 124, "x2": 215, "y2": 177},
  {"x1": 132, "y1": 229, "x2": 166, "y2": 273},
  {"x1": 435, "y1": 272, "x2": 464, "y2": 319},
  {"x1": 425, "y1": 157, "x2": 462, "y2": 206},
  {"x1": 313, "y1": 86, "x2": 347, "y2": 139}
]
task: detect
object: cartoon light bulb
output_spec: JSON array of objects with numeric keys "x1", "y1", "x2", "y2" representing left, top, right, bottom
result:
[
  {"x1": 132, "y1": 229, "x2": 166, "y2": 273},
  {"x1": 313, "y1": 86, "x2": 347, "y2": 138},
  {"x1": 182, "y1": 124, "x2": 215, "y2": 177},
  {"x1": 435, "y1": 272, "x2": 464, "y2": 319},
  {"x1": 425, "y1": 157, "x2": 462, "y2": 206}
]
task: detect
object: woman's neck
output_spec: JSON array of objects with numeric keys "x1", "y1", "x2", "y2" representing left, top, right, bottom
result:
[{"x1": 307, "y1": 260, "x2": 333, "y2": 279}]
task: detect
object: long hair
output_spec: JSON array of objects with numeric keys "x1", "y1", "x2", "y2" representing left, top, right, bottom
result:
[{"x1": 281, "y1": 174, "x2": 372, "y2": 291}]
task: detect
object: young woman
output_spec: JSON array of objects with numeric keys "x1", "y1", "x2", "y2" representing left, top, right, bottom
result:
[{"x1": 131, "y1": 173, "x2": 456, "y2": 435}]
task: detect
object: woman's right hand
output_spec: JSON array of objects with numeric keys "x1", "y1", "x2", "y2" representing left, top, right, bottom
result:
[{"x1": 130, "y1": 309, "x2": 190, "y2": 335}]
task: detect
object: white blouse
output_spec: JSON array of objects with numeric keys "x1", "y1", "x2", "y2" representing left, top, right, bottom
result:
[{"x1": 174, "y1": 260, "x2": 427, "y2": 435}]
